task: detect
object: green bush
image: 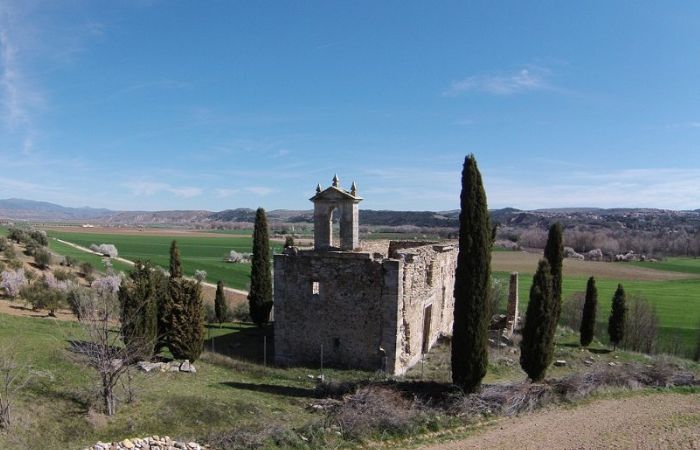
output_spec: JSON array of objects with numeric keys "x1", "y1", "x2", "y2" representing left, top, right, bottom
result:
[
  {"x1": 20, "y1": 281, "x2": 66, "y2": 317},
  {"x1": 33, "y1": 248, "x2": 52, "y2": 269}
]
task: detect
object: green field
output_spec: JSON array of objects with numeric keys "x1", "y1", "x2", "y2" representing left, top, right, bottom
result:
[
  {"x1": 495, "y1": 257, "x2": 700, "y2": 357},
  {"x1": 48, "y1": 239, "x2": 133, "y2": 273},
  {"x1": 631, "y1": 257, "x2": 700, "y2": 276},
  {"x1": 45, "y1": 230, "x2": 282, "y2": 290}
]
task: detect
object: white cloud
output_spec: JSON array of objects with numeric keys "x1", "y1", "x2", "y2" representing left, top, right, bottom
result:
[
  {"x1": 125, "y1": 180, "x2": 203, "y2": 198},
  {"x1": 245, "y1": 186, "x2": 275, "y2": 196},
  {"x1": 444, "y1": 65, "x2": 552, "y2": 96},
  {"x1": 215, "y1": 188, "x2": 239, "y2": 198}
]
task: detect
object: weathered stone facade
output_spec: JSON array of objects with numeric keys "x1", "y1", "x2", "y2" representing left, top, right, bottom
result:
[{"x1": 274, "y1": 177, "x2": 458, "y2": 375}]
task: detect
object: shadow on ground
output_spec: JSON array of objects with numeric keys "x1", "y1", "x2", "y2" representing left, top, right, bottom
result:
[
  {"x1": 220, "y1": 381, "x2": 317, "y2": 398},
  {"x1": 204, "y1": 323, "x2": 274, "y2": 363}
]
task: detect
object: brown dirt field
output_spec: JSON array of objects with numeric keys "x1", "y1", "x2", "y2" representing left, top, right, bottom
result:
[
  {"x1": 492, "y1": 251, "x2": 696, "y2": 281},
  {"x1": 420, "y1": 392, "x2": 700, "y2": 450},
  {"x1": 0, "y1": 299, "x2": 77, "y2": 321}
]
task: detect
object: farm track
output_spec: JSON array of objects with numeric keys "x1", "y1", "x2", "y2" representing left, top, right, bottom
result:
[
  {"x1": 418, "y1": 392, "x2": 700, "y2": 450},
  {"x1": 53, "y1": 238, "x2": 249, "y2": 296}
]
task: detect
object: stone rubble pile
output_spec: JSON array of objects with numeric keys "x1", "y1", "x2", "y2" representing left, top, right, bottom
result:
[
  {"x1": 136, "y1": 360, "x2": 196, "y2": 373},
  {"x1": 86, "y1": 436, "x2": 206, "y2": 450}
]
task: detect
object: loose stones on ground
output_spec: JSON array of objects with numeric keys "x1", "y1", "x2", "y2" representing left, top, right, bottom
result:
[
  {"x1": 86, "y1": 436, "x2": 206, "y2": 450},
  {"x1": 136, "y1": 360, "x2": 196, "y2": 373}
]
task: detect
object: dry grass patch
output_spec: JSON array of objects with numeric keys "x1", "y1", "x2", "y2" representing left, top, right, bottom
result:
[{"x1": 492, "y1": 251, "x2": 696, "y2": 281}]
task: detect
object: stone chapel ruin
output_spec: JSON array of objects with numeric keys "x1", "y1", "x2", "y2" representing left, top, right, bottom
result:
[{"x1": 273, "y1": 176, "x2": 459, "y2": 375}]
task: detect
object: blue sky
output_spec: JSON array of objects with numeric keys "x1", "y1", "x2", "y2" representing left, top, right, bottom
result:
[{"x1": 1, "y1": 1, "x2": 699, "y2": 212}]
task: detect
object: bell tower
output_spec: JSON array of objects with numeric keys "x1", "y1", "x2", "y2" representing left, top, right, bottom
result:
[{"x1": 310, "y1": 175, "x2": 362, "y2": 251}]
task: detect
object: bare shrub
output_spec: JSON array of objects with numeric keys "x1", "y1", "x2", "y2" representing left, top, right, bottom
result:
[
  {"x1": 450, "y1": 383, "x2": 555, "y2": 418},
  {"x1": 230, "y1": 302, "x2": 251, "y2": 322},
  {"x1": 487, "y1": 277, "x2": 505, "y2": 319},
  {"x1": 206, "y1": 423, "x2": 298, "y2": 449},
  {"x1": 449, "y1": 360, "x2": 696, "y2": 419},
  {"x1": 0, "y1": 348, "x2": 34, "y2": 429},
  {"x1": 518, "y1": 228, "x2": 548, "y2": 248},
  {"x1": 329, "y1": 385, "x2": 421, "y2": 441},
  {"x1": 68, "y1": 279, "x2": 152, "y2": 416},
  {"x1": 622, "y1": 295, "x2": 659, "y2": 354},
  {"x1": 560, "y1": 292, "x2": 585, "y2": 330}
]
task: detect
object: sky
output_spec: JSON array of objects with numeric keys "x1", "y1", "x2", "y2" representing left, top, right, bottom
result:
[{"x1": 0, "y1": 1, "x2": 699, "y2": 212}]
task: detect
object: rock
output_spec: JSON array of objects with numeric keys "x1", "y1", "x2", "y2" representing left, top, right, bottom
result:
[
  {"x1": 608, "y1": 362, "x2": 616, "y2": 366},
  {"x1": 122, "y1": 439, "x2": 135, "y2": 449},
  {"x1": 554, "y1": 360, "x2": 567, "y2": 367},
  {"x1": 180, "y1": 360, "x2": 196, "y2": 373},
  {"x1": 137, "y1": 361, "x2": 156, "y2": 372}
]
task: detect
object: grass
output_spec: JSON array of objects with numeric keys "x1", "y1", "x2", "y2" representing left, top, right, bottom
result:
[
  {"x1": 47, "y1": 238, "x2": 133, "y2": 274},
  {"x1": 0, "y1": 313, "x2": 370, "y2": 450},
  {"x1": 0, "y1": 310, "x2": 696, "y2": 449},
  {"x1": 493, "y1": 269, "x2": 700, "y2": 357},
  {"x1": 44, "y1": 230, "x2": 283, "y2": 291},
  {"x1": 631, "y1": 257, "x2": 700, "y2": 276}
]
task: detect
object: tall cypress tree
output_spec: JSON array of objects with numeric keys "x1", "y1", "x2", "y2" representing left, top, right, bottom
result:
[
  {"x1": 156, "y1": 240, "x2": 183, "y2": 353},
  {"x1": 451, "y1": 154, "x2": 491, "y2": 392},
  {"x1": 543, "y1": 223, "x2": 564, "y2": 329},
  {"x1": 608, "y1": 283, "x2": 626, "y2": 348},
  {"x1": 169, "y1": 240, "x2": 183, "y2": 278},
  {"x1": 520, "y1": 259, "x2": 555, "y2": 381},
  {"x1": 248, "y1": 207, "x2": 273, "y2": 326},
  {"x1": 168, "y1": 278, "x2": 204, "y2": 362},
  {"x1": 579, "y1": 276, "x2": 598, "y2": 347},
  {"x1": 214, "y1": 280, "x2": 228, "y2": 326},
  {"x1": 119, "y1": 260, "x2": 161, "y2": 361}
]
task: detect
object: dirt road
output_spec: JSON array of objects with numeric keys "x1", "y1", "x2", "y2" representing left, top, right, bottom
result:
[{"x1": 420, "y1": 392, "x2": 700, "y2": 449}]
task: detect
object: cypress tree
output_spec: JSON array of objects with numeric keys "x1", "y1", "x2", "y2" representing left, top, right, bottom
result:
[
  {"x1": 608, "y1": 283, "x2": 626, "y2": 349},
  {"x1": 169, "y1": 240, "x2": 183, "y2": 278},
  {"x1": 168, "y1": 278, "x2": 204, "y2": 361},
  {"x1": 451, "y1": 154, "x2": 491, "y2": 392},
  {"x1": 543, "y1": 223, "x2": 564, "y2": 328},
  {"x1": 248, "y1": 207, "x2": 273, "y2": 326},
  {"x1": 119, "y1": 260, "x2": 160, "y2": 361},
  {"x1": 156, "y1": 240, "x2": 183, "y2": 353},
  {"x1": 214, "y1": 280, "x2": 228, "y2": 326},
  {"x1": 579, "y1": 276, "x2": 598, "y2": 347},
  {"x1": 520, "y1": 259, "x2": 556, "y2": 381}
]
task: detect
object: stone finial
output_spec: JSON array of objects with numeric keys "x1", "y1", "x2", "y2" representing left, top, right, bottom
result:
[
  {"x1": 332, "y1": 174, "x2": 340, "y2": 187},
  {"x1": 316, "y1": 183, "x2": 322, "y2": 194},
  {"x1": 351, "y1": 181, "x2": 357, "y2": 196}
]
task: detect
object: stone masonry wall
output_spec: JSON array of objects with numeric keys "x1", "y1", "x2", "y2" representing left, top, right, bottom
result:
[
  {"x1": 273, "y1": 241, "x2": 457, "y2": 375},
  {"x1": 274, "y1": 249, "x2": 396, "y2": 371},
  {"x1": 392, "y1": 243, "x2": 457, "y2": 373}
]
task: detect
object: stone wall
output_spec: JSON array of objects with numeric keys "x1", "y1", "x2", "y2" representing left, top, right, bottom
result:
[
  {"x1": 273, "y1": 241, "x2": 457, "y2": 375},
  {"x1": 392, "y1": 243, "x2": 457, "y2": 373},
  {"x1": 274, "y1": 249, "x2": 395, "y2": 371}
]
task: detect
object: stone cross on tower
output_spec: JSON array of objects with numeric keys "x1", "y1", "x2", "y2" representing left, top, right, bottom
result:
[{"x1": 310, "y1": 175, "x2": 362, "y2": 251}]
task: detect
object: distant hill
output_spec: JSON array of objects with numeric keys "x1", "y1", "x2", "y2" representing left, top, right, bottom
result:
[
  {"x1": 0, "y1": 198, "x2": 113, "y2": 221},
  {"x1": 1, "y1": 198, "x2": 698, "y2": 236}
]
